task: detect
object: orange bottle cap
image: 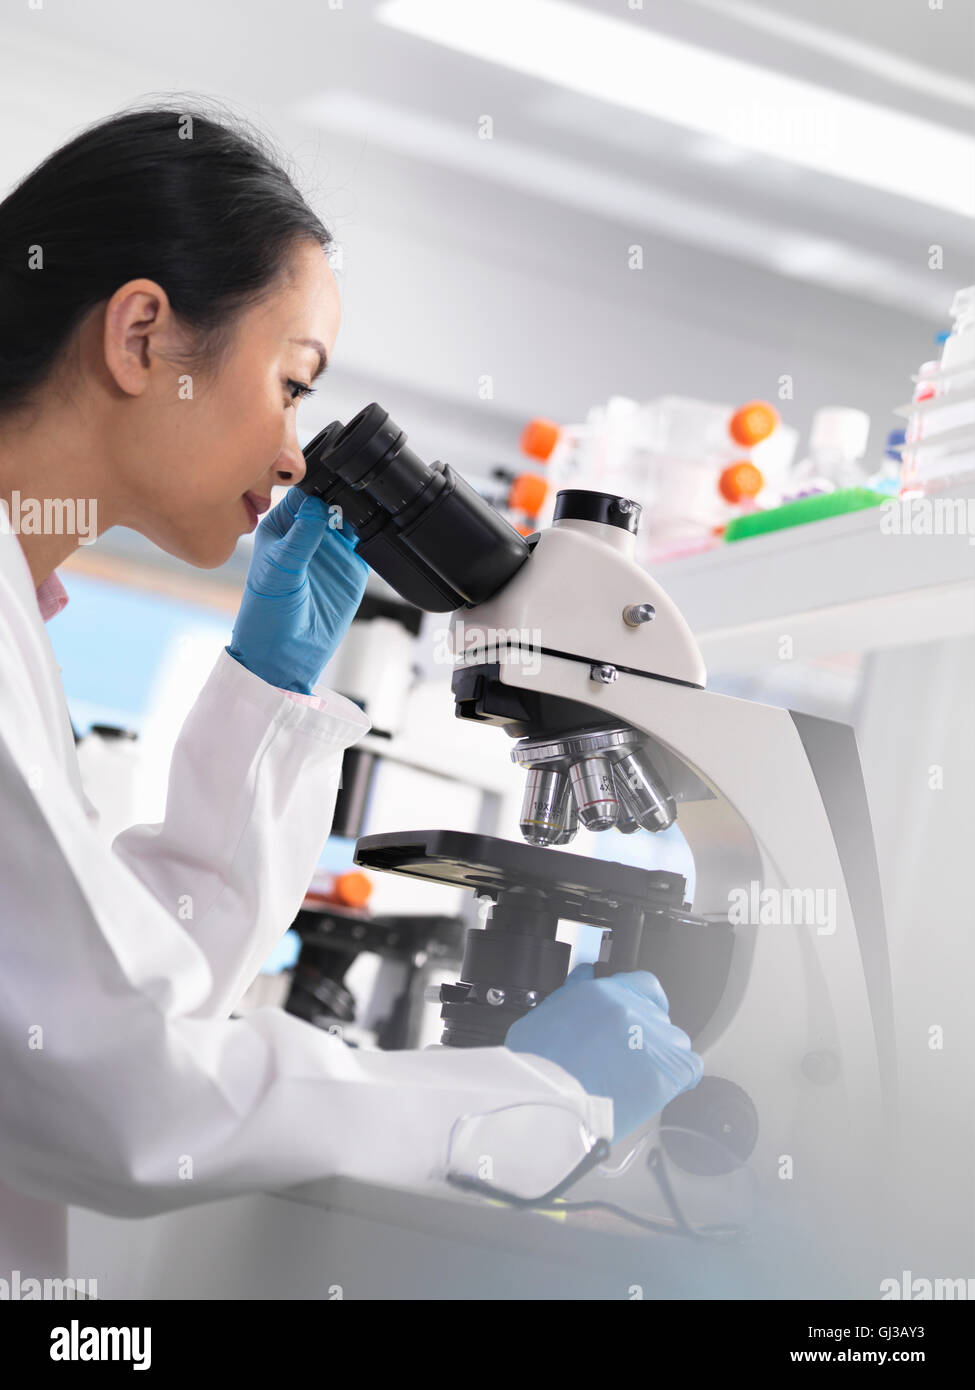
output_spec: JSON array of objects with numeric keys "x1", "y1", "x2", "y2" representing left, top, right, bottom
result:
[
  {"x1": 333, "y1": 871, "x2": 372, "y2": 908},
  {"x1": 719, "y1": 461, "x2": 764, "y2": 502},
  {"x1": 508, "y1": 472, "x2": 548, "y2": 517},
  {"x1": 520, "y1": 418, "x2": 561, "y2": 461},
  {"x1": 728, "y1": 401, "x2": 779, "y2": 447}
]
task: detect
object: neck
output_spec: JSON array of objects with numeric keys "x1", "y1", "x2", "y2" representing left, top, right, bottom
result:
[{"x1": 0, "y1": 401, "x2": 114, "y2": 588}]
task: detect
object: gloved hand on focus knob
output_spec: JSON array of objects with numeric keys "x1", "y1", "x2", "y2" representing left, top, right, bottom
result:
[
  {"x1": 227, "y1": 486, "x2": 368, "y2": 694},
  {"x1": 505, "y1": 962, "x2": 703, "y2": 1143}
]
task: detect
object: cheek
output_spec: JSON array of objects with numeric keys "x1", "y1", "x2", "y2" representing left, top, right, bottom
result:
[
  {"x1": 211, "y1": 404, "x2": 286, "y2": 497},
  {"x1": 171, "y1": 375, "x2": 287, "y2": 507},
  {"x1": 251, "y1": 382, "x2": 289, "y2": 455}
]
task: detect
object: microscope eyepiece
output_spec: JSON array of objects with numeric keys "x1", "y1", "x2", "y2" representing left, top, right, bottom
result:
[
  {"x1": 298, "y1": 403, "x2": 531, "y2": 612},
  {"x1": 552, "y1": 489, "x2": 642, "y2": 534}
]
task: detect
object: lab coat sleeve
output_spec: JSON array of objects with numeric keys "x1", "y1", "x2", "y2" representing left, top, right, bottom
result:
[
  {"x1": 0, "y1": 700, "x2": 613, "y2": 1220},
  {"x1": 110, "y1": 646, "x2": 365, "y2": 1020}
]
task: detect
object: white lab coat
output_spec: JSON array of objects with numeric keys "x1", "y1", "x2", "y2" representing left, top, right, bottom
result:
[{"x1": 0, "y1": 526, "x2": 613, "y2": 1278}]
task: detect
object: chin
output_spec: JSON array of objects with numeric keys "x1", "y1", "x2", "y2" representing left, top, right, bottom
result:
[
  {"x1": 151, "y1": 526, "x2": 239, "y2": 570},
  {"x1": 195, "y1": 537, "x2": 240, "y2": 570},
  {"x1": 204, "y1": 534, "x2": 240, "y2": 568}
]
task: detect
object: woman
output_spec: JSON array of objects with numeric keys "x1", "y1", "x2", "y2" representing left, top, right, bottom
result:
[{"x1": 0, "y1": 100, "x2": 701, "y2": 1280}]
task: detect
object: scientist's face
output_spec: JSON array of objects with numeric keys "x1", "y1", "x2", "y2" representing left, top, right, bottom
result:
[{"x1": 104, "y1": 238, "x2": 340, "y2": 568}]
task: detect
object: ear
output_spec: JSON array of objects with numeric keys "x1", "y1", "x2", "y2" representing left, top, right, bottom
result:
[{"x1": 102, "y1": 278, "x2": 174, "y2": 398}]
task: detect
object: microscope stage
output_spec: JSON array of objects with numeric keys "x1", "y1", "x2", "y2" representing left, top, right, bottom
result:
[{"x1": 354, "y1": 828, "x2": 687, "y2": 929}]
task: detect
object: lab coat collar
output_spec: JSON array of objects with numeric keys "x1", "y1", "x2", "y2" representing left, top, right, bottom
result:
[{"x1": 0, "y1": 526, "x2": 87, "y2": 800}]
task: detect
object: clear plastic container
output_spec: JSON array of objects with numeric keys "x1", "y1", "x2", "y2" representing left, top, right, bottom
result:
[
  {"x1": 786, "y1": 407, "x2": 871, "y2": 497},
  {"x1": 524, "y1": 395, "x2": 797, "y2": 562},
  {"x1": 527, "y1": 397, "x2": 657, "y2": 523}
]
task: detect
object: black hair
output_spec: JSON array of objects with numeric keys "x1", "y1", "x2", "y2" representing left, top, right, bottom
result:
[{"x1": 0, "y1": 95, "x2": 332, "y2": 421}]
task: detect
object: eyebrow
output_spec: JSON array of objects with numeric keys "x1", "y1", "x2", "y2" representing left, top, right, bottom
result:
[{"x1": 290, "y1": 337, "x2": 330, "y2": 380}]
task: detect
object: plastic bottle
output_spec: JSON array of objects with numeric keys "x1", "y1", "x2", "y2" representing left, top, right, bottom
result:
[
  {"x1": 302, "y1": 869, "x2": 374, "y2": 910},
  {"x1": 867, "y1": 428, "x2": 905, "y2": 496},
  {"x1": 522, "y1": 397, "x2": 650, "y2": 510},
  {"x1": 786, "y1": 407, "x2": 871, "y2": 497},
  {"x1": 899, "y1": 286, "x2": 975, "y2": 492},
  {"x1": 940, "y1": 285, "x2": 975, "y2": 378}
]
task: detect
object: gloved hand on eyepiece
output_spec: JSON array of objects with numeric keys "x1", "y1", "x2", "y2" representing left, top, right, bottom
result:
[
  {"x1": 227, "y1": 486, "x2": 368, "y2": 695},
  {"x1": 505, "y1": 963, "x2": 703, "y2": 1143}
]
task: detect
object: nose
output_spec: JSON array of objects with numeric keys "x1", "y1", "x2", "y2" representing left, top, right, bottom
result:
[{"x1": 271, "y1": 436, "x2": 307, "y2": 489}]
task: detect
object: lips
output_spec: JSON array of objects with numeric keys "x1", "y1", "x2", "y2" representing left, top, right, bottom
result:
[{"x1": 241, "y1": 492, "x2": 271, "y2": 532}]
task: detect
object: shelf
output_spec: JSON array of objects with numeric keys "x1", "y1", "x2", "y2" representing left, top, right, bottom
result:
[{"x1": 650, "y1": 485, "x2": 975, "y2": 670}]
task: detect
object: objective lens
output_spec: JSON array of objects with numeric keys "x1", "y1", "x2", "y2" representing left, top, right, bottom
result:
[
  {"x1": 613, "y1": 749, "x2": 676, "y2": 832},
  {"x1": 568, "y1": 756, "x2": 619, "y2": 831},
  {"x1": 551, "y1": 790, "x2": 579, "y2": 845},
  {"x1": 611, "y1": 764, "x2": 641, "y2": 834},
  {"x1": 519, "y1": 769, "x2": 573, "y2": 847}
]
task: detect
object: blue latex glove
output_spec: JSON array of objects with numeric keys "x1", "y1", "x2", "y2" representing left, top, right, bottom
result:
[
  {"x1": 227, "y1": 486, "x2": 368, "y2": 694},
  {"x1": 506, "y1": 963, "x2": 703, "y2": 1143}
]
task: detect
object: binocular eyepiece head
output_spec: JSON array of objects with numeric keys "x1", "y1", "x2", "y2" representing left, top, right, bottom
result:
[{"x1": 297, "y1": 403, "x2": 531, "y2": 613}]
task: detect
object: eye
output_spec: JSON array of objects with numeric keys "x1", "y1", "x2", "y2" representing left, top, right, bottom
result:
[{"x1": 286, "y1": 379, "x2": 317, "y2": 406}]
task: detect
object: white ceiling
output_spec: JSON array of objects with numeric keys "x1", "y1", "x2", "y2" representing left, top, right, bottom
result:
[{"x1": 1, "y1": 0, "x2": 972, "y2": 545}]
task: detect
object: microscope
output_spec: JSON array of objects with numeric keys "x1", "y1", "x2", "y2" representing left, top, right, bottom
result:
[{"x1": 297, "y1": 404, "x2": 897, "y2": 1243}]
